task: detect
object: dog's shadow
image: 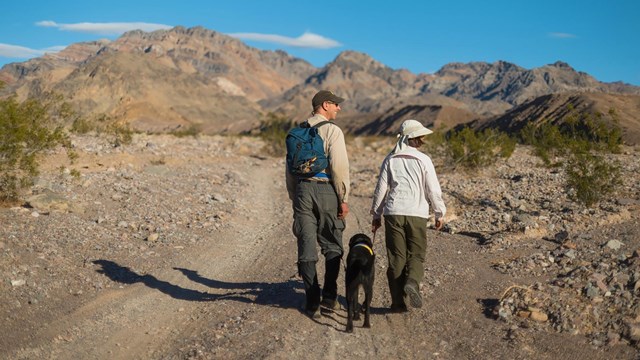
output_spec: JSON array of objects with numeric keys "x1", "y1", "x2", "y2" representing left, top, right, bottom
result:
[{"x1": 92, "y1": 259, "x2": 301, "y2": 309}]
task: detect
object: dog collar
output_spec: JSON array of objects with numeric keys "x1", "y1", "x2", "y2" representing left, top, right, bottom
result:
[{"x1": 353, "y1": 243, "x2": 373, "y2": 256}]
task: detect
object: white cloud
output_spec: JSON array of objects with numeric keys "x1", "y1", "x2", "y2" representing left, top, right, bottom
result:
[
  {"x1": 0, "y1": 43, "x2": 63, "y2": 58},
  {"x1": 228, "y1": 31, "x2": 341, "y2": 49},
  {"x1": 36, "y1": 20, "x2": 172, "y2": 35},
  {"x1": 549, "y1": 32, "x2": 577, "y2": 39}
]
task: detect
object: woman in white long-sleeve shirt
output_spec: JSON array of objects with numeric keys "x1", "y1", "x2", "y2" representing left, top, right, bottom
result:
[{"x1": 371, "y1": 119, "x2": 446, "y2": 313}]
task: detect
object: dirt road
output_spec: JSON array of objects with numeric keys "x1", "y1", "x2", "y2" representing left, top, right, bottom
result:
[{"x1": 1, "y1": 135, "x2": 636, "y2": 359}]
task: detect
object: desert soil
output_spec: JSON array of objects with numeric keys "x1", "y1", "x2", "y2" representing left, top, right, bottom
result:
[{"x1": 1, "y1": 133, "x2": 639, "y2": 359}]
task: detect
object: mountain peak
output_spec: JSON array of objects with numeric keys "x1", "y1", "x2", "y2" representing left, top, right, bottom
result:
[{"x1": 549, "y1": 61, "x2": 574, "y2": 70}]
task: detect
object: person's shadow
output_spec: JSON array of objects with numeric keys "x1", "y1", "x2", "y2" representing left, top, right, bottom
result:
[{"x1": 92, "y1": 260, "x2": 301, "y2": 309}]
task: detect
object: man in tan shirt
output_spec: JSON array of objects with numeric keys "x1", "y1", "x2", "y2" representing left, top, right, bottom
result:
[{"x1": 286, "y1": 90, "x2": 350, "y2": 318}]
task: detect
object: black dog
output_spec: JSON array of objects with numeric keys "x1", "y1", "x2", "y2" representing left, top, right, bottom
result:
[{"x1": 345, "y1": 233, "x2": 375, "y2": 333}]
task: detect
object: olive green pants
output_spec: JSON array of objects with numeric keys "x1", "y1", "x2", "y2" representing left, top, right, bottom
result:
[
  {"x1": 293, "y1": 180, "x2": 345, "y2": 304},
  {"x1": 384, "y1": 215, "x2": 427, "y2": 306}
]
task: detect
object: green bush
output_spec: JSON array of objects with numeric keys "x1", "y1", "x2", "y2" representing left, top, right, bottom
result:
[
  {"x1": 0, "y1": 95, "x2": 72, "y2": 203},
  {"x1": 169, "y1": 124, "x2": 201, "y2": 138},
  {"x1": 519, "y1": 108, "x2": 624, "y2": 206},
  {"x1": 106, "y1": 121, "x2": 133, "y2": 147},
  {"x1": 70, "y1": 117, "x2": 96, "y2": 134},
  {"x1": 256, "y1": 112, "x2": 295, "y2": 157},
  {"x1": 520, "y1": 109, "x2": 623, "y2": 166},
  {"x1": 446, "y1": 127, "x2": 515, "y2": 169},
  {"x1": 520, "y1": 122, "x2": 566, "y2": 166},
  {"x1": 565, "y1": 152, "x2": 621, "y2": 207}
]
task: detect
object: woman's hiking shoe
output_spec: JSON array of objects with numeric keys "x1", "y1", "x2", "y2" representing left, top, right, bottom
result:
[{"x1": 404, "y1": 280, "x2": 423, "y2": 308}]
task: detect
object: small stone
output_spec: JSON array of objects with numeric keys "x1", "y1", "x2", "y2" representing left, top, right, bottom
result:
[
  {"x1": 605, "y1": 240, "x2": 623, "y2": 251},
  {"x1": 585, "y1": 284, "x2": 599, "y2": 299},
  {"x1": 517, "y1": 310, "x2": 531, "y2": 318},
  {"x1": 147, "y1": 233, "x2": 159, "y2": 242},
  {"x1": 212, "y1": 194, "x2": 227, "y2": 203},
  {"x1": 529, "y1": 311, "x2": 548, "y2": 322},
  {"x1": 627, "y1": 324, "x2": 640, "y2": 342},
  {"x1": 554, "y1": 230, "x2": 569, "y2": 243},
  {"x1": 11, "y1": 279, "x2": 26, "y2": 287}
]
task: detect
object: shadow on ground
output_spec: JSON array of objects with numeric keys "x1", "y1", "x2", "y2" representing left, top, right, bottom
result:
[{"x1": 93, "y1": 259, "x2": 300, "y2": 309}]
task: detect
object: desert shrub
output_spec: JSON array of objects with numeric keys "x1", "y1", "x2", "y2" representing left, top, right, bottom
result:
[
  {"x1": 520, "y1": 109, "x2": 623, "y2": 166},
  {"x1": 170, "y1": 124, "x2": 201, "y2": 138},
  {"x1": 105, "y1": 121, "x2": 133, "y2": 147},
  {"x1": 565, "y1": 152, "x2": 621, "y2": 207},
  {"x1": 520, "y1": 109, "x2": 624, "y2": 206},
  {"x1": 70, "y1": 117, "x2": 96, "y2": 134},
  {"x1": 257, "y1": 112, "x2": 295, "y2": 157},
  {"x1": 421, "y1": 127, "x2": 447, "y2": 154},
  {"x1": 520, "y1": 122, "x2": 566, "y2": 166},
  {"x1": 564, "y1": 110, "x2": 622, "y2": 153},
  {"x1": 0, "y1": 95, "x2": 73, "y2": 202},
  {"x1": 76, "y1": 113, "x2": 134, "y2": 146},
  {"x1": 446, "y1": 127, "x2": 515, "y2": 169}
]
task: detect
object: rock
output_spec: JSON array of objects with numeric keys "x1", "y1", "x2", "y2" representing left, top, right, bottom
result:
[
  {"x1": 11, "y1": 279, "x2": 26, "y2": 287},
  {"x1": 27, "y1": 190, "x2": 72, "y2": 213},
  {"x1": 554, "y1": 230, "x2": 569, "y2": 243},
  {"x1": 604, "y1": 240, "x2": 623, "y2": 251},
  {"x1": 147, "y1": 233, "x2": 160, "y2": 242},
  {"x1": 584, "y1": 284, "x2": 599, "y2": 299},
  {"x1": 529, "y1": 311, "x2": 548, "y2": 322},
  {"x1": 626, "y1": 323, "x2": 640, "y2": 342},
  {"x1": 212, "y1": 194, "x2": 227, "y2": 203}
]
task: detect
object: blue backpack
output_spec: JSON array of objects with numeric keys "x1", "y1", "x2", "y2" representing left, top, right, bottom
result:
[{"x1": 286, "y1": 121, "x2": 330, "y2": 178}]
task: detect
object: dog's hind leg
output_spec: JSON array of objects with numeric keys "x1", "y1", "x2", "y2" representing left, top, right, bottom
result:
[
  {"x1": 346, "y1": 287, "x2": 356, "y2": 332},
  {"x1": 363, "y1": 284, "x2": 372, "y2": 328}
]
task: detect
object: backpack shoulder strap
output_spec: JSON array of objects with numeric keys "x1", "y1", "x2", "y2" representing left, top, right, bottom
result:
[
  {"x1": 313, "y1": 121, "x2": 331, "y2": 129},
  {"x1": 299, "y1": 120, "x2": 331, "y2": 129}
]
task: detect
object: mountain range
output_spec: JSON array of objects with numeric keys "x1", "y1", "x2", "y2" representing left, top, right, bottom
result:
[{"x1": 1, "y1": 26, "x2": 639, "y2": 144}]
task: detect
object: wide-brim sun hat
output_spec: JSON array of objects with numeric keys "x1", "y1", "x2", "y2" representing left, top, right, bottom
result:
[{"x1": 400, "y1": 119, "x2": 433, "y2": 139}]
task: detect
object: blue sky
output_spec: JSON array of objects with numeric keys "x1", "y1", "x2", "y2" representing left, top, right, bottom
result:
[{"x1": 1, "y1": 0, "x2": 638, "y2": 85}]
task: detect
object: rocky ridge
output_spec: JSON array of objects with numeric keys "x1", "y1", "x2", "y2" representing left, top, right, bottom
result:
[{"x1": 2, "y1": 26, "x2": 639, "y2": 139}]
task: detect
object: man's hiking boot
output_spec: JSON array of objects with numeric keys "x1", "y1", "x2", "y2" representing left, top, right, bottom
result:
[
  {"x1": 305, "y1": 306, "x2": 321, "y2": 319},
  {"x1": 320, "y1": 298, "x2": 340, "y2": 313},
  {"x1": 404, "y1": 280, "x2": 423, "y2": 308}
]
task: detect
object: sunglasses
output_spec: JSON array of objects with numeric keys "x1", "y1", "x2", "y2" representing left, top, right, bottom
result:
[{"x1": 327, "y1": 101, "x2": 340, "y2": 107}]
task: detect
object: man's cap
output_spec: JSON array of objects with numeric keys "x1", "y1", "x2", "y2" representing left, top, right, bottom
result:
[
  {"x1": 400, "y1": 119, "x2": 433, "y2": 139},
  {"x1": 312, "y1": 90, "x2": 345, "y2": 108}
]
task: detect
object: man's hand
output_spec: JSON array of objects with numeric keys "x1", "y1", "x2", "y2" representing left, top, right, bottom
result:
[
  {"x1": 371, "y1": 218, "x2": 382, "y2": 233},
  {"x1": 338, "y1": 202, "x2": 349, "y2": 220},
  {"x1": 435, "y1": 218, "x2": 444, "y2": 231}
]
